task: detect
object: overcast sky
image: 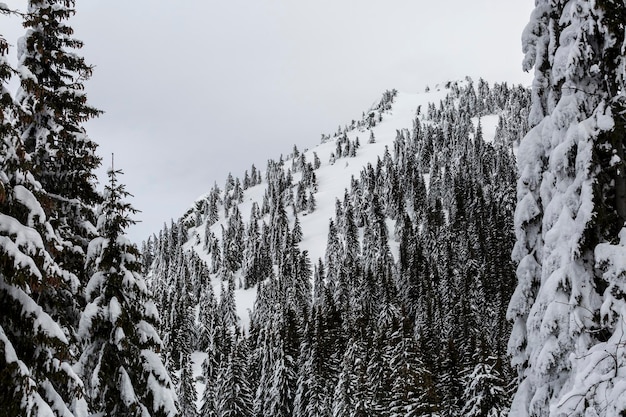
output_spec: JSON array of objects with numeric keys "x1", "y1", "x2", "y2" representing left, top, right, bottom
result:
[{"x1": 2, "y1": 1, "x2": 534, "y2": 243}]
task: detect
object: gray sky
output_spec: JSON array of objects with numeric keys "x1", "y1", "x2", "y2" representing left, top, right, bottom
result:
[{"x1": 2, "y1": 1, "x2": 534, "y2": 243}]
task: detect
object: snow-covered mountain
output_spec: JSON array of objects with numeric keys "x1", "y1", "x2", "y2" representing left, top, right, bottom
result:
[
  {"x1": 186, "y1": 86, "x2": 451, "y2": 325},
  {"x1": 145, "y1": 78, "x2": 530, "y2": 416}
]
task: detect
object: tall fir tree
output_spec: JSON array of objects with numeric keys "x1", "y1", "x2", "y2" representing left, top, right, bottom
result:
[
  {"x1": 178, "y1": 352, "x2": 198, "y2": 417},
  {"x1": 215, "y1": 336, "x2": 253, "y2": 417},
  {"x1": 0, "y1": 17, "x2": 89, "y2": 417},
  {"x1": 76, "y1": 164, "x2": 178, "y2": 416},
  {"x1": 508, "y1": 1, "x2": 626, "y2": 416},
  {"x1": 16, "y1": 0, "x2": 102, "y2": 286}
]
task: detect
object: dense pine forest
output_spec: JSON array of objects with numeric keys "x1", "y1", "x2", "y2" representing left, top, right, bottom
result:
[
  {"x1": 2, "y1": 1, "x2": 626, "y2": 417},
  {"x1": 145, "y1": 79, "x2": 531, "y2": 417}
]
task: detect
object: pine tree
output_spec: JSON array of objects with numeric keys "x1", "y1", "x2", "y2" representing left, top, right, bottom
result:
[
  {"x1": 461, "y1": 356, "x2": 508, "y2": 417},
  {"x1": 307, "y1": 190, "x2": 316, "y2": 213},
  {"x1": 220, "y1": 272, "x2": 239, "y2": 330},
  {"x1": 200, "y1": 335, "x2": 220, "y2": 417},
  {"x1": 16, "y1": 0, "x2": 102, "y2": 286},
  {"x1": 331, "y1": 340, "x2": 371, "y2": 417},
  {"x1": 178, "y1": 352, "x2": 198, "y2": 417},
  {"x1": 388, "y1": 332, "x2": 437, "y2": 417},
  {"x1": 508, "y1": 2, "x2": 626, "y2": 416},
  {"x1": 0, "y1": 19, "x2": 90, "y2": 417},
  {"x1": 215, "y1": 337, "x2": 253, "y2": 417},
  {"x1": 294, "y1": 312, "x2": 332, "y2": 417},
  {"x1": 197, "y1": 284, "x2": 218, "y2": 351},
  {"x1": 77, "y1": 165, "x2": 178, "y2": 416}
]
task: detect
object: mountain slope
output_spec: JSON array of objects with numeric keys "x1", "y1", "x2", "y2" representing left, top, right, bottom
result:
[
  {"x1": 181, "y1": 86, "x2": 450, "y2": 323},
  {"x1": 145, "y1": 78, "x2": 530, "y2": 417}
]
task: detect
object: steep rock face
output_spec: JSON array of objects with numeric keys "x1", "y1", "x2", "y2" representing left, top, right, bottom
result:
[{"x1": 146, "y1": 78, "x2": 530, "y2": 417}]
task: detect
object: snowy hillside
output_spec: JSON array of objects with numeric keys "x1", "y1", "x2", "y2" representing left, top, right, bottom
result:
[
  {"x1": 182, "y1": 86, "x2": 450, "y2": 324},
  {"x1": 171, "y1": 81, "x2": 511, "y2": 327},
  {"x1": 146, "y1": 77, "x2": 530, "y2": 416}
]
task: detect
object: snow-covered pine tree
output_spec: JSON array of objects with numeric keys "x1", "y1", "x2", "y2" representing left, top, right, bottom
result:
[
  {"x1": 215, "y1": 336, "x2": 253, "y2": 417},
  {"x1": 388, "y1": 330, "x2": 438, "y2": 417},
  {"x1": 200, "y1": 331, "x2": 220, "y2": 417},
  {"x1": 0, "y1": 20, "x2": 89, "y2": 417},
  {"x1": 294, "y1": 311, "x2": 332, "y2": 417},
  {"x1": 460, "y1": 356, "x2": 508, "y2": 417},
  {"x1": 508, "y1": 1, "x2": 626, "y2": 416},
  {"x1": 178, "y1": 352, "x2": 198, "y2": 417},
  {"x1": 197, "y1": 283, "x2": 218, "y2": 351},
  {"x1": 16, "y1": 0, "x2": 102, "y2": 286},
  {"x1": 331, "y1": 339, "x2": 371, "y2": 417},
  {"x1": 77, "y1": 165, "x2": 178, "y2": 416}
]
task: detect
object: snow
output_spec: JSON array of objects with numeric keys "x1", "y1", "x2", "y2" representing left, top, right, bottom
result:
[
  {"x1": 86, "y1": 237, "x2": 106, "y2": 269},
  {"x1": 513, "y1": 193, "x2": 540, "y2": 230},
  {"x1": 596, "y1": 228, "x2": 626, "y2": 280},
  {"x1": 109, "y1": 296, "x2": 121, "y2": 324},
  {"x1": 0, "y1": 235, "x2": 42, "y2": 279},
  {"x1": 190, "y1": 351, "x2": 208, "y2": 410},
  {"x1": 0, "y1": 213, "x2": 46, "y2": 255},
  {"x1": 0, "y1": 279, "x2": 69, "y2": 344},
  {"x1": 471, "y1": 114, "x2": 499, "y2": 143},
  {"x1": 0, "y1": 324, "x2": 30, "y2": 377},
  {"x1": 140, "y1": 349, "x2": 179, "y2": 416},
  {"x1": 84, "y1": 272, "x2": 105, "y2": 302},
  {"x1": 118, "y1": 366, "x2": 149, "y2": 417},
  {"x1": 13, "y1": 185, "x2": 46, "y2": 224},
  {"x1": 143, "y1": 300, "x2": 160, "y2": 321},
  {"x1": 235, "y1": 284, "x2": 257, "y2": 330},
  {"x1": 77, "y1": 302, "x2": 98, "y2": 341},
  {"x1": 596, "y1": 228, "x2": 626, "y2": 325},
  {"x1": 114, "y1": 327, "x2": 125, "y2": 349},
  {"x1": 136, "y1": 320, "x2": 162, "y2": 345}
]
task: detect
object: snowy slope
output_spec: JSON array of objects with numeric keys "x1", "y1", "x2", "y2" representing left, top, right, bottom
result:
[{"x1": 179, "y1": 84, "x2": 478, "y2": 329}]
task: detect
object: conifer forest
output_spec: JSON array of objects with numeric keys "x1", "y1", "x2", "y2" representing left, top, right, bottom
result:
[{"x1": 1, "y1": 1, "x2": 626, "y2": 417}]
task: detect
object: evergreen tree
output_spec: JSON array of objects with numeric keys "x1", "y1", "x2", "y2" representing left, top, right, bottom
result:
[
  {"x1": 178, "y1": 352, "x2": 198, "y2": 417},
  {"x1": 0, "y1": 18, "x2": 89, "y2": 417},
  {"x1": 313, "y1": 152, "x2": 321, "y2": 170},
  {"x1": 16, "y1": 0, "x2": 102, "y2": 286},
  {"x1": 220, "y1": 272, "x2": 239, "y2": 330},
  {"x1": 388, "y1": 332, "x2": 438, "y2": 417},
  {"x1": 294, "y1": 312, "x2": 332, "y2": 417},
  {"x1": 77, "y1": 165, "x2": 178, "y2": 416},
  {"x1": 215, "y1": 337, "x2": 253, "y2": 417},
  {"x1": 508, "y1": 1, "x2": 626, "y2": 415},
  {"x1": 307, "y1": 191, "x2": 316, "y2": 213},
  {"x1": 461, "y1": 356, "x2": 508, "y2": 417},
  {"x1": 197, "y1": 283, "x2": 218, "y2": 351},
  {"x1": 200, "y1": 334, "x2": 220, "y2": 417},
  {"x1": 332, "y1": 340, "x2": 371, "y2": 417}
]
